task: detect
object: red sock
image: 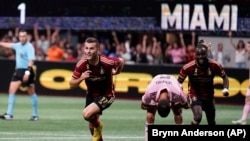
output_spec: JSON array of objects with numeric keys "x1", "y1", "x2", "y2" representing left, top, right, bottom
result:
[
  {"x1": 89, "y1": 122, "x2": 94, "y2": 135},
  {"x1": 90, "y1": 116, "x2": 100, "y2": 127}
]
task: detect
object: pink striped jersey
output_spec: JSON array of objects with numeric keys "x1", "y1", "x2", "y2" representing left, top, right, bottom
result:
[{"x1": 142, "y1": 74, "x2": 187, "y2": 106}]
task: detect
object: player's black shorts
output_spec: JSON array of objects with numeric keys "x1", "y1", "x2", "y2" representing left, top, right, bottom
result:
[
  {"x1": 201, "y1": 99, "x2": 215, "y2": 112},
  {"x1": 85, "y1": 95, "x2": 115, "y2": 112},
  {"x1": 11, "y1": 68, "x2": 35, "y2": 87}
]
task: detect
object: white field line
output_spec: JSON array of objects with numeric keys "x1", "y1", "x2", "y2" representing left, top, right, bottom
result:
[{"x1": 0, "y1": 132, "x2": 143, "y2": 140}]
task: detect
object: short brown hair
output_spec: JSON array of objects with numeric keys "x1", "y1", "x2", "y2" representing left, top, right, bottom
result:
[{"x1": 85, "y1": 37, "x2": 99, "y2": 47}]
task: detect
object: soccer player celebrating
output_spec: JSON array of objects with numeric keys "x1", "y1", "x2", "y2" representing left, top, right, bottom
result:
[
  {"x1": 177, "y1": 40, "x2": 229, "y2": 125},
  {"x1": 69, "y1": 37, "x2": 124, "y2": 141},
  {"x1": 0, "y1": 29, "x2": 39, "y2": 121},
  {"x1": 141, "y1": 74, "x2": 189, "y2": 141}
]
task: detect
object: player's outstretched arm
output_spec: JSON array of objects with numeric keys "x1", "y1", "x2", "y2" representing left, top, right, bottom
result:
[
  {"x1": 0, "y1": 42, "x2": 13, "y2": 48},
  {"x1": 222, "y1": 74, "x2": 229, "y2": 97}
]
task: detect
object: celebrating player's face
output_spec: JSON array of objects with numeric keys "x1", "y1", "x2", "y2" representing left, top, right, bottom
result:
[
  {"x1": 84, "y1": 42, "x2": 98, "y2": 60},
  {"x1": 18, "y1": 31, "x2": 28, "y2": 44},
  {"x1": 195, "y1": 46, "x2": 207, "y2": 65}
]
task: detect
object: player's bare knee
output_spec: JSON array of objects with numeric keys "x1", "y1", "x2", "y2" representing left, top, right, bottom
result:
[{"x1": 82, "y1": 110, "x2": 92, "y2": 121}]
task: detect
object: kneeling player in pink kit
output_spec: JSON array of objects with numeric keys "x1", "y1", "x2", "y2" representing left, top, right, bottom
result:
[{"x1": 141, "y1": 74, "x2": 189, "y2": 141}]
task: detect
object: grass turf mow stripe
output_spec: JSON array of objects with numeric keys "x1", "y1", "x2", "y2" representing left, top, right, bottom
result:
[{"x1": 0, "y1": 94, "x2": 247, "y2": 141}]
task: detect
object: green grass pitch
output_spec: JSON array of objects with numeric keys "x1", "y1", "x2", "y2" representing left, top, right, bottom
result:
[{"x1": 0, "y1": 93, "x2": 247, "y2": 141}]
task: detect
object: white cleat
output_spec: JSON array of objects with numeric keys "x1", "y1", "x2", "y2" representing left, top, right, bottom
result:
[{"x1": 232, "y1": 119, "x2": 246, "y2": 125}]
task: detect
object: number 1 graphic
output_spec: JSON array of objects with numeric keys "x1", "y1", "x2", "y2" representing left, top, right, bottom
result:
[{"x1": 18, "y1": 3, "x2": 26, "y2": 24}]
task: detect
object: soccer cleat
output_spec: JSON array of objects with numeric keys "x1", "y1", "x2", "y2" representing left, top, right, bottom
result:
[
  {"x1": 97, "y1": 135, "x2": 103, "y2": 141},
  {"x1": 232, "y1": 119, "x2": 246, "y2": 125},
  {"x1": 0, "y1": 113, "x2": 13, "y2": 120},
  {"x1": 29, "y1": 116, "x2": 39, "y2": 121},
  {"x1": 92, "y1": 122, "x2": 104, "y2": 141}
]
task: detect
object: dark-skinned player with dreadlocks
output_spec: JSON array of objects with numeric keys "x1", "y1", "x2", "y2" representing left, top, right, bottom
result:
[{"x1": 177, "y1": 39, "x2": 229, "y2": 125}]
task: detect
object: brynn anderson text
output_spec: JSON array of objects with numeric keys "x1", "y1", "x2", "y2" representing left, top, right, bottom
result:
[{"x1": 152, "y1": 129, "x2": 224, "y2": 138}]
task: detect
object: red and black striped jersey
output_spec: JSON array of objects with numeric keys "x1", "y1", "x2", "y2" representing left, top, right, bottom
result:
[
  {"x1": 72, "y1": 55, "x2": 121, "y2": 97},
  {"x1": 179, "y1": 59, "x2": 226, "y2": 100}
]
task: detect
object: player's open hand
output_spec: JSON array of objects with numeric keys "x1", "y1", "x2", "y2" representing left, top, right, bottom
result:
[
  {"x1": 112, "y1": 68, "x2": 118, "y2": 75},
  {"x1": 82, "y1": 70, "x2": 92, "y2": 79}
]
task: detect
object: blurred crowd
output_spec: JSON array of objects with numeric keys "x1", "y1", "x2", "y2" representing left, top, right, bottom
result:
[{"x1": 0, "y1": 24, "x2": 249, "y2": 68}]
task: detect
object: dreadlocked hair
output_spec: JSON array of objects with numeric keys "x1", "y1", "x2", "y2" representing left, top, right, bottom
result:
[{"x1": 197, "y1": 39, "x2": 212, "y2": 53}]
